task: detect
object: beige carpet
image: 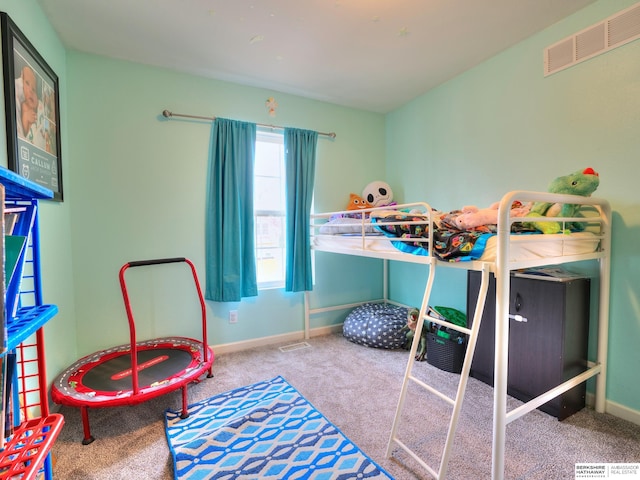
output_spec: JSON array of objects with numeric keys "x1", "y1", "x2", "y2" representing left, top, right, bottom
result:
[{"x1": 51, "y1": 333, "x2": 640, "y2": 479}]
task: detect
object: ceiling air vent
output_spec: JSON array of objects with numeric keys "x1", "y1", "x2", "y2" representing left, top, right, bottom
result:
[
  {"x1": 544, "y1": 1, "x2": 640, "y2": 76},
  {"x1": 608, "y1": 2, "x2": 640, "y2": 46},
  {"x1": 547, "y1": 38, "x2": 574, "y2": 72},
  {"x1": 576, "y1": 23, "x2": 605, "y2": 60}
]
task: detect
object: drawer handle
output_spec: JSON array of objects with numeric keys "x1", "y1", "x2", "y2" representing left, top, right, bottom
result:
[
  {"x1": 509, "y1": 314, "x2": 528, "y2": 323},
  {"x1": 515, "y1": 292, "x2": 523, "y2": 312}
]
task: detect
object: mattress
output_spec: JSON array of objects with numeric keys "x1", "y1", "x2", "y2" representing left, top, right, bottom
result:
[{"x1": 312, "y1": 231, "x2": 599, "y2": 263}]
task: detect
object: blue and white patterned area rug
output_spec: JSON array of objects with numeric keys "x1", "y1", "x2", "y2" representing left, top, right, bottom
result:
[{"x1": 165, "y1": 376, "x2": 393, "y2": 479}]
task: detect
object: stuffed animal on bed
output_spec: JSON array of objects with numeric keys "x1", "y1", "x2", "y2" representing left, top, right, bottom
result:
[
  {"x1": 525, "y1": 167, "x2": 600, "y2": 234},
  {"x1": 362, "y1": 181, "x2": 394, "y2": 207},
  {"x1": 401, "y1": 308, "x2": 428, "y2": 361},
  {"x1": 453, "y1": 201, "x2": 531, "y2": 230},
  {"x1": 346, "y1": 193, "x2": 372, "y2": 211}
]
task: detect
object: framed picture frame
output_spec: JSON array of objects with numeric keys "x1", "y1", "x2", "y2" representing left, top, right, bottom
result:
[{"x1": 1, "y1": 13, "x2": 63, "y2": 201}]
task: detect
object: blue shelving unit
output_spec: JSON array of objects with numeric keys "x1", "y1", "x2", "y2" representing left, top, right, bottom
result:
[{"x1": 0, "y1": 167, "x2": 63, "y2": 479}]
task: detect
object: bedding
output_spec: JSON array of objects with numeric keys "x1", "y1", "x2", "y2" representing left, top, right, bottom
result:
[
  {"x1": 369, "y1": 210, "x2": 587, "y2": 261},
  {"x1": 369, "y1": 211, "x2": 512, "y2": 261},
  {"x1": 313, "y1": 226, "x2": 599, "y2": 263},
  {"x1": 313, "y1": 202, "x2": 601, "y2": 262}
]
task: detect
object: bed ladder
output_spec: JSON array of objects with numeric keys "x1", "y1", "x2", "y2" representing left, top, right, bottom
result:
[{"x1": 386, "y1": 263, "x2": 491, "y2": 480}]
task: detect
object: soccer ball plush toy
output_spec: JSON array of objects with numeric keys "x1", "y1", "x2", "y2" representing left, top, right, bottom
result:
[{"x1": 362, "y1": 181, "x2": 394, "y2": 207}]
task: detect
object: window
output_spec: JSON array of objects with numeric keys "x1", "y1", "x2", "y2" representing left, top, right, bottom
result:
[{"x1": 254, "y1": 131, "x2": 286, "y2": 289}]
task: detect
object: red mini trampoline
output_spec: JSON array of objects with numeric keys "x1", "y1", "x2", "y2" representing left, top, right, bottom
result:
[{"x1": 51, "y1": 257, "x2": 214, "y2": 444}]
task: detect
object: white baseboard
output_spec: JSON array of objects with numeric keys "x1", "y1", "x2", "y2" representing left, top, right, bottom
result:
[
  {"x1": 606, "y1": 400, "x2": 640, "y2": 427},
  {"x1": 586, "y1": 393, "x2": 640, "y2": 427},
  {"x1": 211, "y1": 324, "x2": 343, "y2": 356}
]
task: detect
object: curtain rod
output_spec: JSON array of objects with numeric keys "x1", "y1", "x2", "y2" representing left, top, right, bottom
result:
[{"x1": 161, "y1": 110, "x2": 336, "y2": 139}]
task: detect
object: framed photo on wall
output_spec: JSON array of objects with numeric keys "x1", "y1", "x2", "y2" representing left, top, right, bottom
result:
[{"x1": 1, "y1": 12, "x2": 63, "y2": 201}]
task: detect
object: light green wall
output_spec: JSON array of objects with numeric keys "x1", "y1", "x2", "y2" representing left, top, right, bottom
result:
[
  {"x1": 65, "y1": 53, "x2": 386, "y2": 359},
  {"x1": 3, "y1": 0, "x2": 638, "y2": 417},
  {"x1": 0, "y1": 1, "x2": 77, "y2": 387},
  {"x1": 386, "y1": 0, "x2": 640, "y2": 410}
]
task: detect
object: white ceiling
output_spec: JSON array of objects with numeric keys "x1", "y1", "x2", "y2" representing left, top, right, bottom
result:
[{"x1": 36, "y1": 0, "x2": 596, "y2": 113}]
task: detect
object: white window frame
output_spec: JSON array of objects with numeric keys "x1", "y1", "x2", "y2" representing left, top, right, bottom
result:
[{"x1": 254, "y1": 130, "x2": 286, "y2": 289}]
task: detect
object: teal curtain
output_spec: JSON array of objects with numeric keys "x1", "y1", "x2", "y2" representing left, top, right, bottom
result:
[
  {"x1": 284, "y1": 128, "x2": 318, "y2": 292},
  {"x1": 205, "y1": 118, "x2": 258, "y2": 301}
]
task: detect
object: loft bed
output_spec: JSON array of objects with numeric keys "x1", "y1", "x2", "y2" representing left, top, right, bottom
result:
[{"x1": 306, "y1": 190, "x2": 611, "y2": 480}]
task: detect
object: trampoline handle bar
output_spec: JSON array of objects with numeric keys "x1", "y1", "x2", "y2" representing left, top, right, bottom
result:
[
  {"x1": 125, "y1": 257, "x2": 186, "y2": 268},
  {"x1": 119, "y1": 257, "x2": 210, "y2": 396}
]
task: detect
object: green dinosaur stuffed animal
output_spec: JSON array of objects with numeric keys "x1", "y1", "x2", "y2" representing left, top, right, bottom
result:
[{"x1": 526, "y1": 167, "x2": 600, "y2": 234}]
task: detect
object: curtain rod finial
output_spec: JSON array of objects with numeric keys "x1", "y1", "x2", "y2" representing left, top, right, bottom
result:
[{"x1": 162, "y1": 110, "x2": 172, "y2": 118}]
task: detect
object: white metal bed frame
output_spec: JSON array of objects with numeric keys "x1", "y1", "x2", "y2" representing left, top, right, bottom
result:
[{"x1": 305, "y1": 190, "x2": 611, "y2": 480}]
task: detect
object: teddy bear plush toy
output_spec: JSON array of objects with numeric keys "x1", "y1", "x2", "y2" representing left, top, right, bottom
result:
[
  {"x1": 453, "y1": 200, "x2": 531, "y2": 230},
  {"x1": 525, "y1": 167, "x2": 600, "y2": 234}
]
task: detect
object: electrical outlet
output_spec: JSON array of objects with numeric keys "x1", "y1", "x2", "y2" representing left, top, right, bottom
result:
[{"x1": 229, "y1": 310, "x2": 238, "y2": 324}]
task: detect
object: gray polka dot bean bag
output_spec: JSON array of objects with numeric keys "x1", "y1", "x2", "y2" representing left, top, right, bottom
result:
[{"x1": 343, "y1": 303, "x2": 408, "y2": 349}]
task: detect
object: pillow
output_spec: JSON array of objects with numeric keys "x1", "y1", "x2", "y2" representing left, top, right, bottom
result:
[
  {"x1": 318, "y1": 217, "x2": 376, "y2": 235},
  {"x1": 343, "y1": 303, "x2": 409, "y2": 349}
]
